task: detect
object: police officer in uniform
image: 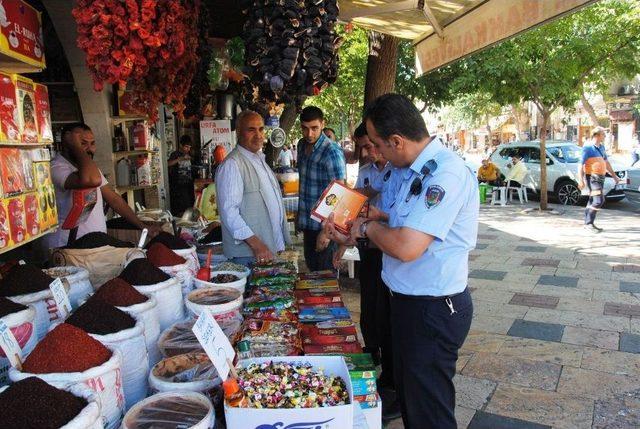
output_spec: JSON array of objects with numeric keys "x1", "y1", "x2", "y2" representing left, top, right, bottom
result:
[{"x1": 324, "y1": 94, "x2": 478, "y2": 429}]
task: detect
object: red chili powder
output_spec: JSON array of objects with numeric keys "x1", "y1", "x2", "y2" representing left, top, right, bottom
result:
[
  {"x1": 146, "y1": 242, "x2": 186, "y2": 267},
  {"x1": 91, "y1": 278, "x2": 148, "y2": 307},
  {"x1": 22, "y1": 323, "x2": 111, "y2": 374}
]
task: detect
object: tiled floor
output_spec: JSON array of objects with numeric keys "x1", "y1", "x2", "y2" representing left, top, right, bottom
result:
[{"x1": 336, "y1": 202, "x2": 640, "y2": 428}]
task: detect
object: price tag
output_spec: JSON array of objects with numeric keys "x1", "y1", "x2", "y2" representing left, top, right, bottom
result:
[
  {"x1": 49, "y1": 278, "x2": 71, "y2": 319},
  {"x1": 0, "y1": 320, "x2": 22, "y2": 370},
  {"x1": 192, "y1": 311, "x2": 235, "y2": 381}
]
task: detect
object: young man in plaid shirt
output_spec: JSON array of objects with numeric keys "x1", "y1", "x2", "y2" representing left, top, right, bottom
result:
[{"x1": 296, "y1": 106, "x2": 346, "y2": 271}]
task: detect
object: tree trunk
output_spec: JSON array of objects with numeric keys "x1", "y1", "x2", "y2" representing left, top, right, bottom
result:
[
  {"x1": 539, "y1": 110, "x2": 550, "y2": 210},
  {"x1": 364, "y1": 31, "x2": 399, "y2": 108},
  {"x1": 580, "y1": 91, "x2": 599, "y2": 126}
]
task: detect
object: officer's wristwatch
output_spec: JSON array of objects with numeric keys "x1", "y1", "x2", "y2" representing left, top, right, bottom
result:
[{"x1": 359, "y1": 220, "x2": 371, "y2": 238}]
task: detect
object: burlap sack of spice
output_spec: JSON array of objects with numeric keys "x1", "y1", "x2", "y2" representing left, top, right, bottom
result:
[{"x1": 50, "y1": 246, "x2": 145, "y2": 288}]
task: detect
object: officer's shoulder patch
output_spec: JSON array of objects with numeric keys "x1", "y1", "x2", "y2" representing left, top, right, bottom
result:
[{"x1": 425, "y1": 185, "x2": 445, "y2": 209}]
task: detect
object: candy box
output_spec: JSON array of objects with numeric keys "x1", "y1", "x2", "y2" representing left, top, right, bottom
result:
[
  {"x1": 0, "y1": 148, "x2": 26, "y2": 195},
  {"x1": 301, "y1": 324, "x2": 358, "y2": 345},
  {"x1": 299, "y1": 270, "x2": 337, "y2": 281},
  {"x1": 354, "y1": 393, "x2": 378, "y2": 404},
  {"x1": 15, "y1": 75, "x2": 38, "y2": 143},
  {"x1": 7, "y1": 195, "x2": 27, "y2": 244},
  {"x1": 295, "y1": 289, "x2": 343, "y2": 306},
  {"x1": 0, "y1": 72, "x2": 19, "y2": 142},
  {"x1": 360, "y1": 398, "x2": 382, "y2": 429},
  {"x1": 350, "y1": 378, "x2": 377, "y2": 396},
  {"x1": 23, "y1": 192, "x2": 39, "y2": 237},
  {"x1": 299, "y1": 306, "x2": 351, "y2": 323},
  {"x1": 34, "y1": 83, "x2": 52, "y2": 142},
  {"x1": 304, "y1": 342, "x2": 363, "y2": 355},
  {"x1": 225, "y1": 356, "x2": 354, "y2": 429},
  {"x1": 296, "y1": 278, "x2": 340, "y2": 290}
]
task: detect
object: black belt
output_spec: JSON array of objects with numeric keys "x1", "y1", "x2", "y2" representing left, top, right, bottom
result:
[{"x1": 389, "y1": 288, "x2": 467, "y2": 301}]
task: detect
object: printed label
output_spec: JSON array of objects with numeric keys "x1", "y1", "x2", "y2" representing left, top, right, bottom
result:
[
  {"x1": 0, "y1": 320, "x2": 22, "y2": 370},
  {"x1": 49, "y1": 278, "x2": 71, "y2": 319}
]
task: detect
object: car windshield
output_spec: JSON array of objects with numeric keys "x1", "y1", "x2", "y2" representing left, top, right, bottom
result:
[{"x1": 547, "y1": 145, "x2": 582, "y2": 163}]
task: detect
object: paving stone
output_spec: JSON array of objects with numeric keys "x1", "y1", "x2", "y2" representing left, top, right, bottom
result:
[
  {"x1": 502, "y1": 273, "x2": 542, "y2": 285},
  {"x1": 612, "y1": 271, "x2": 640, "y2": 282},
  {"x1": 468, "y1": 288, "x2": 515, "y2": 304},
  {"x1": 457, "y1": 353, "x2": 473, "y2": 372},
  {"x1": 581, "y1": 348, "x2": 640, "y2": 376},
  {"x1": 498, "y1": 337, "x2": 583, "y2": 367},
  {"x1": 576, "y1": 279, "x2": 620, "y2": 291},
  {"x1": 468, "y1": 411, "x2": 550, "y2": 429},
  {"x1": 557, "y1": 260, "x2": 578, "y2": 269},
  {"x1": 509, "y1": 293, "x2": 559, "y2": 309},
  {"x1": 557, "y1": 366, "x2": 640, "y2": 400},
  {"x1": 556, "y1": 268, "x2": 612, "y2": 281},
  {"x1": 593, "y1": 392, "x2": 640, "y2": 429},
  {"x1": 471, "y1": 314, "x2": 516, "y2": 335},
  {"x1": 525, "y1": 308, "x2": 630, "y2": 332},
  {"x1": 561, "y1": 326, "x2": 619, "y2": 350},
  {"x1": 485, "y1": 384, "x2": 594, "y2": 429},
  {"x1": 593, "y1": 290, "x2": 640, "y2": 305},
  {"x1": 485, "y1": 263, "x2": 532, "y2": 274},
  {"x1": 461, "y1": 331, "x2": 507, "y2": 354},
  {"x1": 473, "y1": 300, "x2": 529, "y2": 319},
  {"x1": 454, "y1": 374, "x2": 497, "y2": 409},
  {"x1": 515, "y1": 246, "x2": 547, "y2": 253},
  {"x1": 507, "y1": 319, "x2": 565, "y2": 342},
  {"x1": 620, "y1": 281, "x2": 640, "y2": 293},
  {"x1": 475, "y1": 243, "x2": 489, "y2": 250},
  {"x1": 555, "y1": 298, "x2": 605, "y2": 314},
  {"x1": 462, "y1": 353, "x2": 561, "y2": 391},
  {"x1": 537, "y1": 275, "x2": 578, "y2": 288},
  {"x1": 469, "y1": 269, "x2": 506, "y2": 281},
  {"x1": 468, "y1": 254, "x2": 479, "y2": 261},
  {"x1": 604, "y1": 302, "x2": 640, "y2": 317},
  {"x1": 620, "y1": 332, "x2": 640, "y2": 354},
  {"x1": 456, "y1": 406, "x2": 477, "y2": 429},
  {"x1": 531, "y1": 284, "x2": 593, "y2": 300},
  {"x1": 521, "y1": 258, "x2": 560, "y2": 267},
  {"x1": 529, "y1": 267, "x2": 558, "y2": 276}
]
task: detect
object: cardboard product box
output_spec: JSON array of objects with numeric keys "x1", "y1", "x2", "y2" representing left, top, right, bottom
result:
[
  {"x1": 23, "y1": 192, "x2": 39, "y2": 237},
  {"x1": 350, "y1": 378, "x2": 377, "y2": 396},
  {"x1": 311, "y1": 180, "x2": 368, "y2": 234},
  {"x1": 0, "y1": 148, "x2": 27, "y2": 195},
  {"x1": 295, "y1": 289, "x2": 343, "y2": 306},
  {"x1": 361, "y1": 399, "x2": 382, "y2": 429},
  {"x1": 301, "y1": 324, "x2": 358, "y2": 345},
  {"x1": 0, "y1": 199, "x2": 11, "y2": 250},
  {"x1": 356, "y1": 394, "x2": 380, "y2": 409},
  {"x1": 225, "y1": 356, "x2": 354, "y2": 429},
  {"x1": 299, "y1": 302, "x2": 346, "y2": 310},
  {"x1": 14, "y1": 75, "x2": 39, "y2": 143},
  {"x1": 304, "y1": 342, "x2": 363, "y2": 355},
  {"x1": 37, "y1": 184, "x2": 57, "y2": 231},
  {"x1": 33, "y1": 161, "x2": 52, "y2": 187},
  {"x1": 299, "y1": 306, "x2": 351, "y2": 323},
  {"x1": 296, "y1": 278, "x2": 340, "y2": 290},
  {"x1": 34, "y1": 83, "x2": 53, "y2": 142},
  {"x1": 7, "y1": 195, "x2": 27, "y2": 245},
  {"x1": 299, "y1": 270, "x2": 337, "y2": 281},
  {"x1": 0, "y1": 72, "x2": 20, "y2": 142}
]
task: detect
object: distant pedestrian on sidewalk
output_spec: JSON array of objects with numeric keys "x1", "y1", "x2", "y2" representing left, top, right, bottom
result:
[{"x1": 578, "y1": 126, "x2": 620, "y2": 232}]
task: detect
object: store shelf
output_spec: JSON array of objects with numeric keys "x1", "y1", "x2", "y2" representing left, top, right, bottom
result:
[
  {"x1": 0, "y1": 226, "x2": 57, "y2": 255},
  {"x1": 0, "y1": 141, "x2": 52, "y2": 147},
  {"x1": 111, "y1": 115, "x2": 148, "y2": 124},
  {"x1": 0, "y1": 55, "x2": 44, "y2": 74},
  {"x1": 112, "y1": 150, "x2": 157, "y2": 160}
]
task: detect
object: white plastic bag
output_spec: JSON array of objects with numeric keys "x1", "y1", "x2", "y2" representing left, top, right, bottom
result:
[
  {"x1": 158, "y1": 262, "x2": 194, "y2": 297},
  {"x1": 0, "y1": 383, "x2": 104, "y2": 429},
  {"x1": 148, "y1": 352, "x2": 221, "y2": 396},
  {"x1": 117, "y1": 295, "x2": 161, "y2": 366},
  {"x1": 133, "y1": 278, "x2": 184, "y2": 330},
  {"x1": 0, "y1": 305, "x2": 37, "y2": 385},
  {"x1": 173, "y1": 246, "x2": 200, "y2": 276},
  {"x1": 44, "y1": 266, "x2": 93, "y2": 309},
  {"x1": 88, "y1": 319, "x2": 149, "y2": 410},
  {"x1": 10, "y1": 348, "x2": 125, "y2": 429},
  {"x1": 9, "y1": 282, "x2": 69, "y2": 340},
  {"x1": 158, "y1": 318, "x2": 242, "y2": 358},
  {"x1": 121, "y1": 391, "x2": 214, "y2": 429}
]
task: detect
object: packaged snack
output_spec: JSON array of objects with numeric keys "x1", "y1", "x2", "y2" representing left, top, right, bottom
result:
[
  {"x1": 0, "y1": 72, "x2": 19, "y2": 142},
  {"x1": 0, "y1": 199, "x2": 10, "y2": 249},
  {"x1": 296, "y1": 278, "x2": 340, "y2": 290},
  {"x1": 0, "y1": 148, "x2": 26, "y2": 195},
  {"x1": 298, "y1": 270, "x2": 336, "y2": 281},
  {"x1": 7, "y1": 195, "x2": 26, "y2": 244},
  {"x1": 34, "y1": 83, "x2": 53, "y2": 142},
  {"x1": 301, "y1": 324, "x2": 358, "y2": 345},
  {"x1": 304, "y1": 342, "x2": 363, "y2": 355},
  {"x1": 299, "y1": 307, "x2": 351, "y2": 323},
  {"x1": 15, "y1": 75, "x2": 38, "y2": 143},
  {"x1": 295, "y1": 289, "x2": 342, "y2": 306}
]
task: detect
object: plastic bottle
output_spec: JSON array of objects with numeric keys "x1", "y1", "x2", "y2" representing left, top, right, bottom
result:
[
  {"x1": 223, "y1": 378, "x2": 248, "y2": 408},
  {"x1": 236, "y1": 340, "x2": 253, "y2": 360}
]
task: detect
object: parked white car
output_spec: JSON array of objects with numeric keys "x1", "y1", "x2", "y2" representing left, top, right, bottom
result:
[
  {"x1": 624, "y1": 166, "x2": 640, "y2": 204},
  {"x1": 489, "y1": 141, "x2": 628, "y2": 205}
]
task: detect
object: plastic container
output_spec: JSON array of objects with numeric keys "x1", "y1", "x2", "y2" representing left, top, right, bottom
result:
[
  {"x1": 185, "y1": 287, "x2": 242, "y2": 319},
  {"x1": 44, "y1": 266, "x2": 93, "y2": 309},
  {"x1": 116, "y1": 295, "x2": 161, "y2": 366},
  {"x1": 0, "y1": 383, "x2": 103, "y2": 429},
  {"x1": 133, "y1": 278, "x2": 184, "y2": 331},
  {"x1": 121, "y1": 391, "x2": 214, "y2": 429},
  {"x1": 0, "y1": 305, "x2": 37, "y2": 385},
  {"x1": 158, "y1": 318, "x2": 242, "y2": 358},
  {"x1": 148, "y1": 352, "x2": 221, "y2": 396},
  {"x1": 10, "y1": 349, "x2": 125, "y2": 429},
  {"x1": 193, "y1": 271, "x2": 247, "y2": 294}
]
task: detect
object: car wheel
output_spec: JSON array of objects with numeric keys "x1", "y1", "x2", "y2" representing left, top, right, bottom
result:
[{"x1": 556, "y1": 180, "x2": 581, "y2": 205}]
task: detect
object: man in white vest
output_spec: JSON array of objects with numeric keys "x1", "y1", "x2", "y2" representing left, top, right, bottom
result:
[{"x1": 215, "y1": 110, "x2": 290, "y2": 266}]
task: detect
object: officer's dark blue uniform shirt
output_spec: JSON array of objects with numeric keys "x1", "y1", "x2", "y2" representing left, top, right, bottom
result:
[{"x1": 382, "y1": 137, "x2": 479, "y2": 296}]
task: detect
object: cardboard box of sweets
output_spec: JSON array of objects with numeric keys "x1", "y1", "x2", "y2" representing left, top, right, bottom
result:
[
  {"x1": 301, "y1": 324, "x2": 358, "y2": 345},
  {"x1": 299, "y1": 270, "x2": 336, "y2": 280},
  {"x1": 351, "y1": 378, "x2": 377, "y2": 395},
  {"x1": 299, "y1": 306, "x2": 351, "y2": 323},
  {"x1": 296, "y1": 278, "x2": 339, "y2": 290},
  {"x1": 356, "y1": 394, "x2": 380, "y2": 409},
  {"x1": 304, "y1": 342, "x2": 363, "y2": 354},
  {"x1": 295, "y1": 289, "x2": 342, "y2": 305},
  {"x1": 310, "y1": 180, "x2": 368, "y2": 234}
]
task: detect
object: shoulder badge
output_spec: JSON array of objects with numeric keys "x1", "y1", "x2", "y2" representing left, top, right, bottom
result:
[{"x1": 425, "y1": 185, "x2": 445, "y2": 209}]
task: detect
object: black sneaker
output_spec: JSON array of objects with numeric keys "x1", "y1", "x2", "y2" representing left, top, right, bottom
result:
[{"x1": 584, "y1": 224, "x2": 602, "y2": 233}]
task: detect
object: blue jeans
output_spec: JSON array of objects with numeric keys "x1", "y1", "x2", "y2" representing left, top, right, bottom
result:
[{"x1": 584, "y1": 174, "x2": 604, "y2": 225}]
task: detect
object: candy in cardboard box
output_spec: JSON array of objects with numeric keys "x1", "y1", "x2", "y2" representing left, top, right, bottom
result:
[{"x1": 0, "y1": 71, "x2": 19, "y2": 142}]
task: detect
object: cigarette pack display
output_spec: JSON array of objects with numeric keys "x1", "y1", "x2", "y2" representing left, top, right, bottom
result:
[
  {"x1": 0, "y1": 72, "x2": 19, "y2": 142},
  {"x1": 295, "y1": 289, "x2": 342, "y2": 305},
  {"x1": 296, "y1": 278, "x2": 339, "y2": 290},
  {"x1": 310, "y1": 180, "x2": 368, "y2": 234},
  {"x1": 0, "y1": 148, "x2": 26, "y2": 195},
  {"x1": 34, "y1": 83, "x2": 52, "y2": 142},
  {"x1": 304, "y1": 342, "x2": 363, "y2": 354},
  {"x1": 15, "y1": 75, "x2": 38, "y2": 143},
  {"x1": 299, "y1": 306, "x2": 351, "y2": 323}
]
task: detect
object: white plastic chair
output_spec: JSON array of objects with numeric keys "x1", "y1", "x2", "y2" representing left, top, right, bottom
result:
[
  {"x1": 490, "y1": 186, "x2": 507, "y2": 206},
  {"x1": 506, "y1": 180, "x2": 526, "y2": 204},
  {"x1": 341, "y1": 246, "x2": 360, "y2": 278}
]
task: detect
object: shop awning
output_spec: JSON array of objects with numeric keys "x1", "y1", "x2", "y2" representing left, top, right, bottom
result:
[{"x1": 339, "y1": 0, "x2": 597, "y2": 76}]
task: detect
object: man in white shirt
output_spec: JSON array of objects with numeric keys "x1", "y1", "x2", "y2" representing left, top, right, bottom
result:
[
  {"x1": 504, "y1": 154, "x2": 528, "y2": 186},
  {"x1": 216, "y1": 111, "x2": 290, "y2": 266},
  {"x1": 43, "y1": 123, "x2": 152, "y2": 249},
  {"x1": 277, "y1": 145, "x2": 293, "y2": 168}
]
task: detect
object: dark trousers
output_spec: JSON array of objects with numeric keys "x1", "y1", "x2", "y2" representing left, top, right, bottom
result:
[
  {"x1": 359, "y1": 247, "x2": 394, "y2": 388},
  {"x1": 170, "y1": 184, "x2": 194, "y2": 216},
  {"x1": 302, "y1": 229, "x2": 335, "y2": 272},
  {"x1": 584, "y1": 174, "x2": 604, "y2": 225},
  {"x1": 390, "y1": 288, "x2": 473, "y2": 429}
]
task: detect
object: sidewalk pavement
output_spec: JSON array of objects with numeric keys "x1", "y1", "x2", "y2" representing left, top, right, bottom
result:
[{"x1": 339, "y1": 202, "x2": 640, "y2": 429}]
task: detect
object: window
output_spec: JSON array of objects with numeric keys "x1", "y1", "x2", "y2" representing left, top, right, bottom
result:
[
  {"x1": 547, "y1": 145, "x2": 581, "y2": 163},
  {"x1": 499, "y1": 147, "x2": 519, "y2": 160},
  {"x1": 526, "y1": 148, "x2": 541, "y2": 164}
]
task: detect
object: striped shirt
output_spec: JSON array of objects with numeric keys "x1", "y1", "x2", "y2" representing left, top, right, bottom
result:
[{"x1": 296, "y1": 134, "x2": 346, "y2": 231}]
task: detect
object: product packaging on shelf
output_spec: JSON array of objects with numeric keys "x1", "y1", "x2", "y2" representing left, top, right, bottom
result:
[
  {"x1": 0, "y1": 199, "x2": 10, "y2": 250},
  {"x1": 15, "y1": 75, "x2": 38, "y2": 143},
  {"x1": 0, "y1": 0, "x2": 46, "y2": 70},
  {"x1": 6, "y1": 194, "x2": 27, "y2": 245},
  {"x1": 23, "y1": 192, "x2": 40, "y2": 237},
  {"x1": 0, "y1": 148, "x2": 27, "y2": 195},
  {"x1": 0, "y1": 72, "x2": 19, "y2": 143},
  {"x1": 34, "y1": 83, "x2": 52, "y2": 142}
]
